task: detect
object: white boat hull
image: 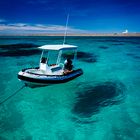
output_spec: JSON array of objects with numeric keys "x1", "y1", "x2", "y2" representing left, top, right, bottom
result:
[{"x1": 18, "y1": 68, "x2": 83, "y2": 88}]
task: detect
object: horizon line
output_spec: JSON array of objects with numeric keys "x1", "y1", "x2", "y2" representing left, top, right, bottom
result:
[{"x1": 0, "y1": 33, "x2": 140, "y2": 37}]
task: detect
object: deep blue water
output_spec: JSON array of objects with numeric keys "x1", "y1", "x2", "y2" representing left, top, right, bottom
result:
[{"x1": 0, "y1": 36, "x2": 140, "y2": 140}]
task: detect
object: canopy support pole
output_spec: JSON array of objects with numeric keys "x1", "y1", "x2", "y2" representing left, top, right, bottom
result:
[
  {"x1": 56, "y1": 50, "x2": 62, "y2": 64},
  {"x1": 40, "y1": 50, "x2": 44, "y2": 60},
  {"x1": 73, "y1": 49, "x2": 77, "y2": 66}
]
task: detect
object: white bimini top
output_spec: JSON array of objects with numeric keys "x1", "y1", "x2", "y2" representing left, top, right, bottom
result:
[{"x1": 38, "y1": 44, "x2": 77, "y2": 51}]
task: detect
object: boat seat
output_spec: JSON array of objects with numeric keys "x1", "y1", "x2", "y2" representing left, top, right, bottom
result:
[{"x1": 51, "y1": 65, "x2": 62, "y2": 72}]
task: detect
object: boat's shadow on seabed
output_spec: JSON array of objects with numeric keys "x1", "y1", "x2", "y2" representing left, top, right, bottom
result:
[{"x1": 72, "y1": 81, "x2": 126, "y2": 119}]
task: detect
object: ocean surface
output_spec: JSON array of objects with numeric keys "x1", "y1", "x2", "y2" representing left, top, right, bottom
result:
[{"x1": 0, "y1": 36, "x2": 140, "y2": 140}]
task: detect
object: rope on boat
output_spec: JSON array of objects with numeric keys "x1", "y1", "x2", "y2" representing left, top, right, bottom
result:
[{"x1": 0, "y1": 84, "x2": 26, "y2": 105}]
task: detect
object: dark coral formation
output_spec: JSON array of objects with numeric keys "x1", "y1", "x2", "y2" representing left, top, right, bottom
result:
[
  {"x1": 0, "y1": 43, "x2": 40, "y2": 57},
  {"x1": 126, "y1": 53, "x2": 140, "y2": 60},
  {"x1": 98, "y1": 46, "x2": 109, "y2": 49},
  {"x1": 62, "y1": 51, "x2": 98, "y2": 63}
]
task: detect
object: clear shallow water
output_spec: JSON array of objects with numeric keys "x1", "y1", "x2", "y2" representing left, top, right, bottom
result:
[{"x1": 0, "y1": 36, "x2": 140, "y2": 140}]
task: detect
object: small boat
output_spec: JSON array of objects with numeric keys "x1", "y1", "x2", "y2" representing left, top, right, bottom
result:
[{"x1": 18, "y1": 44, "x2": 83, "y2": 87}]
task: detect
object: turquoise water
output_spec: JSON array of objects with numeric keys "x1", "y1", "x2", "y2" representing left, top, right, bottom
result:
[{"x1": 0, "y1": 36, "x2": 140, "y2": 140}]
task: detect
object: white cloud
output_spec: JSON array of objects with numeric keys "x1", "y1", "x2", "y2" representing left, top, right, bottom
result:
[
  {"x1": 0, "y1": 19, "x2": 6, "y2": 23},
  {"x1": 8, "y1": 23, "x2": 27, "y2": 27},
  {"x1": 0, "y1": 23, "x2": 86, "y2": 34}
]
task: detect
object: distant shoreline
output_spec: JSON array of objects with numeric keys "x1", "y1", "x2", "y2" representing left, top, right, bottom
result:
[{"x1": 0, "y1": 33, "x2": 140, "y2": 37}]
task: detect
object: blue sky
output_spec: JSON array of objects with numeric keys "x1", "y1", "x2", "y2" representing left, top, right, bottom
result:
[{"x1": 0, "y1": 0, "x2": 140, "y2": 34}]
